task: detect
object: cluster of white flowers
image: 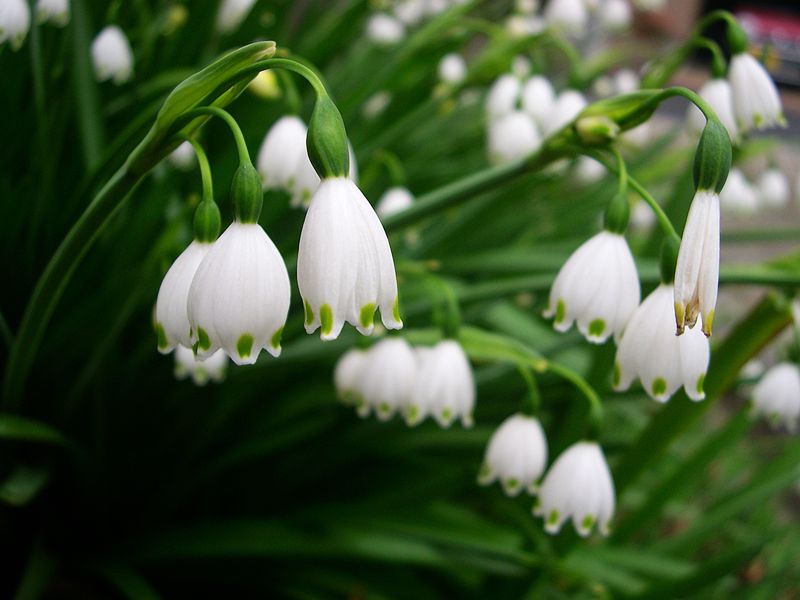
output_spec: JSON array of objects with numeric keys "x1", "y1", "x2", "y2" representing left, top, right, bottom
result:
[
  {"x1": 365, "y1": 0, "x2": 467, "y2": 46},
  {"x1": 334, "y1": 338, "x2": 475, "y2": 428},
  {"x1": 718, "y1": 166, "x2": 792, "y2": 215},
  {"x1": 0, "y1": 0, "x2": 70, "y2": 51},
  {"x1": 543, "y1": 0, "x2": 633, "y2": 36}
]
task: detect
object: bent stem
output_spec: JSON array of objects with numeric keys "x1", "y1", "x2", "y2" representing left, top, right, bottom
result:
[
  {"x1": 542, "y1": 360, "x2": 604, "y2": 436},
  {"x1": 183, "y1": 137, "x2": 214, "y2": 203},
  {"x1": 180, "y1": 106, "x2": 251, "y2": 165}
]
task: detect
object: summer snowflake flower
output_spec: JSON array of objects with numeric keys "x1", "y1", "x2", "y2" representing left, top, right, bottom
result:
[
  {"x1": 728, "y1": 52, "x2": 785, "y2": 132},
  {"x1": 544, "y1": 231, "x2": 640, "y2": 344},
  {"x1": 574, "y1": 156, "x2": 606, "y2": 184},
  {"x1": 756, "y1": 168, "x2": 791, "y2": 209},
  {"x1": 600, "y1": 0, "x2": 632, "y2": 32},
  {"x1": 542, "y1": 89, "x2": 587, "y2": 137},
  {"x1": 355, "y1": 338, "x2": 417, "y2": 420},
  {"x1": 167, "y1": 141, "x2": 196, "y2": 171},
  {"x1": 376, "y1": 187, "x2": 414, "y2": 220},
  {"x1": 366, "y1": 13, "x2": 405, "y2": 45},
  {"x1": 174, "y1": 346, "x2": 227, "y2": 386},
  {"x1": 686, "y1": 78, "x2": 738, "y2": 142},
  {"x1": 751, "y1": 363, "x2": 800, "y2": 431},
  {"x1": 188, "y1": 221, "x2": 290, "y2": 365},
  {"x1": 614, "y1": 284, "x2": 709, "y2": 402},
  {"x1": 486, "y1": 74, "x2": 522, "y2": 121},
  {"x1": 298, "y1": 177, "x2": 402, "y2": 341},
  {"x1": 488, "y1": 110, "x2": 541, "y2": 165},
  {"x1": 478, "y1": 413, "x2": 548, "y2": 496},
  {"x1": 719, "y1": 168, "x2": 757, "y2": 215},
  {"x1": 438, "y1": 53, "x2": 467, "y2": 85},
  {"x1": 215, "y1": 0, "x2": 256, "y2": 34},
  {"x1": 36, "y1": 0, "x2": 69, "y2": 26},
  {"x1": 521, "y1": 75, "x2": 555, "y2": 126},
  {"x1": 544, "y1": 0, "x2": 588, "y2": 34},
  {"x1": 534, "y1": 441, "x2": 615, "y2": 537},
  {"x1": 333, "y1": 348, "x2": 367, "y2": 405},
  {"x1": 91, "y1": 25, "x2": 133, "y2": 85},
  {"x1": 407, "y1": 340, "x2": 475, "y2": 428},
  {"x1": 0, "y1": 0, "x2": 30, "y2": 50}
]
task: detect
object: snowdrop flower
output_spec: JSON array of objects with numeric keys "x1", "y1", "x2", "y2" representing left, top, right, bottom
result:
[
  {"x1": 521, "y1": 75, "x2": 555, "y2": 126},
  {"x1": 376, "y1": 187, "x2": 414, "y2": 220},
  {"x1": 478, "y1": 413, "x2": 548, "y2": 496},
  {"x1": 600, "y1": 0, "x2": 632, "y2": 31},
  {"x1": 486, "y1": 74, "x2": 522, "y2": 121},
  {"x1": 0, "y1": 0, "x2": 30, "y2": 50},
  {"x1": 544, "y1": 231, "x2": 640, "y2": 344},
  {"x1": 574, "y1": 156, "x2": 606, "y2": 184},
  {"x1": 155, "y1": 240, "x2": 213, "y2": 353},
  {"x1": 407, "y1": 340, "x2": 475, "y2": 428},
  {"x1": 629, "y1": 200, "x2": 655, "y2": 231},
  {"x1": 614, "y1": 284, "x2": 709, "y2": 402},
  {"x1": 751, "y1": 363, "x2": 800, "y2": 431},
  {"x1": 686, "y1": 78, "x2": 738, "y2": 142},
  {"x1": 356, "y1": 338, "x2": 417, "y2": 420},
  {"x1": 363, "y1": 91, "x2": 392, "y2": 119},
  {"x1": 542, "y1": 90, "x2": 586, "y2": 137},
  {"x1": 91, "y1": 26, "x2": 133, "y2": 85},
  {"x1": 393, "y1": 0, "x2": 426, "y2": 26},
  {"x1": 366, "y1": 13, "x2": 405, "y2": 45},
  {"x1": 188, "y1": 221, "x2": 290, "y2": 365},
  {"x1": 544, "y1": 0, "x2": 588, "y2": 35},
  {"x1": 36, "y1": 0, "x2": 68, "y2": 26},
  {"x1": 488, "y1": 110, "x2": 541, "y2": 165},
  {"x1": 741, "y1": 358, "x2": 765, "y2": 380},
  {"x1": 534, "y1": 441, "x2": 615, "y2": 536},
  {"x1": 438, "y1": 53, "x2": 467, "y2": 85},
  {"x1": 298, "y1": 177, "x2": 401, "y2": 340},
  {"x1": 719, "y1": 168, "x2": 757, "y2": 215},
  {"x1": 728, "y1": 52, "x2": 785, "y2": 131},
  {"x1": 613, "y1": 69, "x2": 639, "y2": 95},
  {"x1": 757, "y1": 168, "x2": 791, "y2": 209},
  {"x1": 334, "y1": 348, "x2": 367, "y2": 405},
  {"x1": 215, "y1": 0, "x2": 256, "y2": 34},
  {"x1": 167, "y1": 141, "x2": 196, "y2": 171},
  {"x1": 174, "y1": 346, "x2": 227, "y2": 386}
]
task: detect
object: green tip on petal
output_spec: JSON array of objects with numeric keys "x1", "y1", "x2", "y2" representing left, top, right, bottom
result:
[
  {"x1": 696, "y1": 373, "x2": 705, "y2": 396},
  {"x1": 652, "y1": 377, "x2": 667, "y2": 397},
  {"x1": 674, "y1": 302, "x2": 685, "y2": 334},
  {"x1": 613, "y1": 362, "x2": 621, "y2": 387},
  {"x1": 320, "y1": 304, "x2": 333, "y2": 336},
  {"x1": 588, "y1": 318, "x2": 605, "y2": 338},
  {"x1": 702, "y1": 310, "x2": 714, "y2": 337},
  {"x1": 359, "y1": 303, "x2": 376, "y2": 329},
  {"x1": 304, "y1": 300, "x2": 314, "y2": 326},
  {"x1": 155, "y1": 323, "x2": 168, "y2": 350},
  {"x1": 547, "y1": 510, "x2": 560, "y2": 526},
  {"x1": 196, "y1": 327, "x2": 211, "y2": 351},
  {"x1": 581, "y1": 515, "x2": 595, "y2": 531},
  {"x1": 237, "y1": 333, "x2": 254, "y2": 359},
  {"x1": 270, "y1": 327, "x2": 283, "y2": 350},
  {"x1": 392, "y1": 297, "x2": 402, "y2": 324},
  {"x1": 554, "y1": 299, "x2": 566, "y2": 324},
  {"x1": 441, "y1": 407, "x2": 453, "y2": 422},
  {"x1": 504, "y1": 478, "x2": 520, "y2": 493},
  {"x1": 477, "y1": 463, "x2": 492, "y2": 483}
]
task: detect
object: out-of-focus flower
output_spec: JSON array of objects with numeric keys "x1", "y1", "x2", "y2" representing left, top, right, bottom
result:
[
  {"x1": 355, "y1": 338, "x2": 417, "y2": 420},
  {"x1": 91, "y1": 25, "x2": 134, "y2": 84},
  {"x1": 486, "y1": 74, "x2": 522, "y2": 121},
  {"x1": 613, "y1": 69, "x2": 639, "y2": 95},
  {"x1": 574, "y1": 156, "x2": 606, "y2": 184},
  {"x1": 719, "y1": 168, "x2": 758, "y2": 215},
  {"x1": 728, "y1": 52, "x2": 785, "y2": 131},
  {"x1": 167, "y1": 141, "x2": 196, "y2": 171},
  {"x1": 488, "y1": 110, "x2": 541, "y2": 165},
  {"x1": 0, "y1": 0, "x2": 30, "y2": 50},
  {"x1": 174, "y1": 346, "x2": 227, "y2": 386},
  {"x1": 37, "y1": 0, "x2": 69, "y2": 26},
  {"x1": 366, "y1": 13, "x2": 405, "y2": 45},
  {"x1": 687, "y1": 78, "x2": 738, "y2": 142},
  {"x1": 505, "y1": 13, "x2": 546, "y2": 38},
  {"x1": 363, "y1": 91, "x2": 392, "y2": 119},
  {"x1": 600, "y1": 0, "x2": 632, "y2": 31},
  {"x1": 757, "y1": 168, "x2": 791, "y2": 209},
  {"x1": 215, "y1": 0, "x2": 256, "y2": 34},
  {"x1": 478, "y1": 413, "x2": 548, "y2": 496},
  {"x1": 544, "y1": 0, "x2": 588, "y2": 34},
  {"x1": 438, "y1": 52, "x2": 467, "y2": 85},
  {"x1": 512, "y1": 55, "x2": 532, "y2": 78},
  {"x1": 334, "y1": 348, "x2": 367, "y2": 405},
  {"x1": 376, "y1": 186, "x2": 414, "y2": 220},
  {"x1": 751, "y1": 363, "x2": 800, "y2": 431},
  {"x1": 521, "y1": 75, "x2": 555, "y2": 126},
  {"x1": 394, "y1": 0, "x2": 425, "y2": 26},
  {"x1": 542, "y1": 89, "x2": 586, "y2": 137}
]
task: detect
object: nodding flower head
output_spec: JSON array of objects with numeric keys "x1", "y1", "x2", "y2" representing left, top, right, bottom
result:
[
  {"x1": 91, "y1": 25, "x2": 134, "y2": 85},
  {"x1": 751, "y1": 363, "x2": 800, "y2": 432},
  {"x1": 478, "y1": 413, "x2": 548, "y2": 496},
  {"x1": 0, "y1": 0, "x2": 30, "y2": 50}
]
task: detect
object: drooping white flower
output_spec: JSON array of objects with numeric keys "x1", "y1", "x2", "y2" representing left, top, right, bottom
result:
[
  {"x1": 719, "y1": 167, "x2": 757, "y2": 215},
  {"x1": 0, "y1": 0, "x2": 30, "y2": 50},
  {"x1": 366, "y1": 13, "x2": 405, "y2": 45},
  {"x1": 334, "y1": 348, "x2": 368, "y2": 405},
  {"x1": 574, "y1": 156, "x2": 606, "y2": 184},
  {"x1": 407, "y1": 340, "x2": 475, "y2": 428},
  {"x1": 355, "y1": 338, "x2": 417, "y2": 420},
  {"x1": 613, "y1": 68, "x2": 639, "y2": 95},
  {"x1": 478, "y1": 413, "x2": 548, "y2": 496},
  {"x1": 188, "y1": 222, "x2": 290, "y2": 365},
  {"x1": 757, "y1": 168, "x2": 791, "y2": 209},
  {"x1": 542, "y1": 89, "x2": 587, "y2": 137},
  {"x1": 534, "y1": 441, "x2": 615, "y2": 536},
  {"x1": 488, "y1": 110, "x2": 541, "y2": 165},
  {"x1": 629, "y1": 200, "x2": 655, "y2": 231},
  {"x1": 376, "y1": 186, "x2": 414, "y2": 220},
  {"x1": 544, "y1": 231, "x2": 640, "y2": 344},
  {"x1": 512, "y1": 55, "x2": 532, "y2": 78},
  {"x1": 486, "y1": 74, "x2": 522, "y2": 121},
  {"x1": 600, "y1": 0, "x2": 632, "y2": 31},
  {"x1": 614, "y1": 284, "x2": 709, "y2": 402},
  {"x1": 36, "y1": 0, "x2": 69, "y2": 26},
  {"x1": 167, "y1": 141, "x2": 196, "y2": 171},
  {"x1": 393, "y1": 0, "x2": 426, "y2": 26},
  {"x1": 674, "y1": 190, "x2": 719, "y2": 336},
  {"x1": 155, "y1": 240, "x2": 213, "y2": 354},
  {"x1": 751, "y1": 362, "x2": 800, "y2": 431},
  {"x1": 544, "y1": 0, "x2": 588, "y2": 35},
  {"x1": 91, "y1": 25, "x2": 133, "y2": 85},
  {"x1": 728, "y1": 52, "x2": 785, "y2": 131},
  {"x1": 363, "y1": 91, "x2": 392, "y2": 119},
  {"x1": 438, "y1": 52, "x2": 467, "y2": 85},
  {"x1": 521, "y1": 75, "x2": 555, "y2": 126},
  {"x1": 215, "y1": 0, "x2": 256, "y2": 34},
  {"x1": 298, "y1": 177, "x2": 401, "y2": 341},
  {"x1": 174, "y1": 346, "x2": 227, "y2": 386},
  {"x1": 686, "y1": 78, "x2": 738, "y2": 142}
]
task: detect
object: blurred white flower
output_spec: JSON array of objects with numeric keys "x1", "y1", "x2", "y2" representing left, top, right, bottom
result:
[
  {"x1": 542, "y1": 89, "x2": 586, "y2": 137},
  {"x1": 512, "y1": 55, "x2": 532, "y2": 78},
  {"x1": 544, "y1": 231, "x2": 640, "y2": 344},
  {"x1": 613, "y1": 69, "x2": 639, "y2": 95},
  {"x1": 174, "y1": 346, "x2": 227, "y2": 386},
  {"x1": 407, "y1": 340, "x2": 475, "y2": 428},
  {"x1": 376, "y1": 186, "x2": 414, "y2": 220},
  {"x1": 394, "y1": 0, "x2": 426, "y2": 26},
  {"x1": 674, "y1": 190, "x2": 719, "y2": 336},
  {"x1": 615, "y1": 284, "x2": 709, "y2": 402},
  {"x1": 438, "y1": 52, "x2": 467, "y2": 85},
  {"x1": 757, "y1": 168, "x2": 791, "y2": 209},
  {"x1": 188, "y1": 222, "x2": 290, "y2": 364},
  {"x1": 37, "y1": 0, "x2": 69, "y2": 26},
  {"x1": 486, "y1": 74, "x2": 522, "y2": 121},
  {"x1": 91, "y1": 25, "x2": 133, "y2": 85},
  {"x1": 167, "y1": 141, "x2": 196, "y2": 171},
  {"x1": 521, "y1": 75, "x2": 556, "y2": 126},
  {"x1": 544, "y1": 0, "x2": 588, "y2": 34},
  {"x1": 215, "y1": 0, "x2": 256, "y2": 34},
  {"x1": 298, "y1": 177, "x2": 401, "y2": 340},
  {"x1": 516, "y1": 0, "x2": 540, "y2": 13},
  {"x1": 534, "y1": 441, "x2": 615, "y2": 536},
  {"x1": 488, "y1": 110, "x2": 541, "y2": 165},
  {"x1": 478, "y1": 413, "x2": 548, "y2": 496},
  {"x1": 629, "y1": 200, "x2": 655, "y2": 231},
  {"x1": 0, "y1": 0, "x2": 30, "y2": 50},
  {"x1": 686, "y1": 78, "x2": 738, "y2": 142},
  {"x1": 574, "y1": 156, "x2": 606, "y2": 184},
  {"x1": 505, "y1": 14, "x2": 546, "y2": 38},
  {"x1": 367, "y1": 13, "x2": 405, "y2": 45},
  {"x1": 356, "y1": 338, "x2": 417, "y2": 420},
  {"x1": 741, "y1": 358, "x2": 765, "y2": 380},
  {"x1": 634, "y1": 0, "x2": 665, "y2": 9},
  {"x1": 719, "y1": 168, "x2": 757, "y2": 215},
  {"x1": 728, "y1": 52, "x2": 785, "y2": 131},
  {"x1": 751, "y1": 363, "x2": 800, "y2": 431},
  {"x1": 621, "y1": 121, "x2": 653, "y2": 147},
  {"x1": 600, "y1": 0, "x2": 632, "y2": 31},
  {"x1": 363, "y1": 91, "x2": 392, "y2": 119},
  {"x1": 334, "y1": 348, "x2": 368, "y2": 405}
]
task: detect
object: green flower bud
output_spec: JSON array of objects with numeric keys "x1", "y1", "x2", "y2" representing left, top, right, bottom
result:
[
  {"x1": 659, "y1": 237, "x2": 679, "y2": 284},
  {"x1": 193, "y1": 200, "x2": 221, "y2": 243},
  {"x1": 726, "y1": 19, "x2": 749, "y2": 55},
  {"x1": 603, "y1": 191, "x2": 630, "y2": 234},
  {"x1": 580, "y1": 90, "x2": 661, "y2": 132},
  {"x1": 231, "y1": 163, "x2": 263, "y2": 223},
  {"x1": 693, "y1": 119, "x2": 732, "y2": 193},
  {"x1": 307, "y1": 94, "x2": 349, "y2": 179},
  {"x1": 575, "y1": 116, "x2": 620, "y2": 145}
]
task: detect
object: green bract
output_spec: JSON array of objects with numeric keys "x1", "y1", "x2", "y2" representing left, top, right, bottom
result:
[
  {"x1": 693, "y1": 119, "x2": 732, "y2": 193},
  {"x1": 603, "y1": 191, "x2": 630, "y2": 234},
  {"x1": 231, "y1": 163, "x2": 264, "y2": 223},
  {"x1": 307, "y1": 94, "x2": 350, "y2": 179},
  {"x1": 579, "y1": 90, "x2": 662, "y2": 132},
  {"x1": 193, "y1": 200, "x2": 221, "y2": 243}
]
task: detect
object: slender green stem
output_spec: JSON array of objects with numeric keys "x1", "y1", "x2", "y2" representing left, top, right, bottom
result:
[
  {"x1": 692, "y1": 37, "x2": 727, "y2": 77},
  {"x1": 542, "y1": 360, "x2": 604, "y2": 434},
  {"x1": 183, "y1": 137, "x2": 214, "y2": 203},
  {"x1": 251, "y1": 57, "x2": 328, "y2": 96},
  {"x1": 276, "y1": 69, "x2": 302, "y2": 114},
  {"x1": 181, "y1": 106, "x2": 250, "y2": 165},
  {"x1": 420, "y1": 273, "x2": 461, "y2": 339},
  {"x1": 373, "y1": 149, "x2": 406, "y2": 186},
  {"x1": 611, "y1": 146, "x2": 627, "y2": 197},
  {"x1": 517, "y1": 365, "x2": 541, "y2": 416}
]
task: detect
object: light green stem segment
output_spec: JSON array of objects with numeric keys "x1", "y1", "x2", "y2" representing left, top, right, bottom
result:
[
  {"x1": 184, "y1": 137, "x2": 214, "y2": 204},
  {"x1": 181, "y1": 106, "x2": 250, "y2": 165},
  {"x1": 518, "y1": 366, "x2": 541, "y2": 417},
  {"x1": 542, "y1": 360, "x2": 604, "y2": 437}
]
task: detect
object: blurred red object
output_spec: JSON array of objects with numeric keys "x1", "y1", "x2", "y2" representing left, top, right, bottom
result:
[{"x1": 737, "y1": 5, "x2": 800, "y2": 85}]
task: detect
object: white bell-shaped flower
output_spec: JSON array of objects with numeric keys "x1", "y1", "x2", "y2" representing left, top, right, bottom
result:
[
  {"x1": 757, "y1": 168, "x2": 791, "y2": 209},
  {"x1": 488, "y1": 110, "x2": 541, "y2": 165},
  {"x1": 155, "y1": 240, "x2": 213, "y2": 353},
  {"x1": 167, "y1": 141, "x2": 196, "y2": 171},
  {"x1": 333, "y1": 348, "x2": 368, "y2": 405},
  {"x1": 407, "y1": 340, "x2": 475, "y2": 428},
  {"x1": 674, "y1": 190, "x2": 719, "y2": 336},
  {"x1": 719, "y1": 167, "x2": 758, "y2": 215},
  {"x1": 600, "y1": 0, "x2": 632, "y2": 31},
  {"x1": 521, "y1": 75, "x2": 556, "y2": 126},
  {"x1": 174, "y1": 346, "x2": 227, "y2": 386},
  {"x1": 612, "y1": 69, "x2": 639, "y2": 95},
  {"x1": 544, "y1": 0, "x2": 588, "y2": 34},
  {"x1": 363, "y1": 91, "x2": 392, "y2": 119},
  {"x1": 505, "y1": 14, "x2": 546, "y2": 38},
  {"x1": 728, "y1": 52, "x2": 785, "y2": 131},
  {"x1": 188, "y1": 222, "x2": 290, "y2": 365},
  {"x1": 751, "y1": 362, "x2": 800, "y2": 431},
  {"x1": 366, "y1": 13, "x2": 405, "y2": 45},
  {"x1": 438, "y1": 52, "x2": 467, "y2": 85},
  {"x1": 686, "y1": 78, "x2": 738, "y2": 142},
  {"x1": 215, "y1": 0, "x2": 256, "y2": 34},
  {"x1": 0, "y1": 0, "x2": 30, "y2": 50},
  {"x1": 91, "y1": 25, "x2": 133, "y2": 85},
  {"x1": 393, "y1": 0, "x2": 425, "y2": 26},
  {"x1": 298, "y1": 177, "x2": 401, "y2": 341},
  {"x1": 544, "y1": 231, "x2": 640, "y2": 344},
  {"x1": 376, "y1": 186, "x2": 414, "y2": 220},
  {"x1": 534, "y1": 441, "x2": 615, "y2": 537},
  {"x1": 574, "y1": 156, "x2": 606, "y2": 184},
  {"x1": 36, "y1": 0, "x2": 68, "y2": 26},
  {"x1": 614, "y1": 284, "x2": 709, "y2": 402},
  {"x1": 542, "y1": 89, "x2": 587, "y2": 137},
  {"x1": 478, "y1": 413, "x2": 548, "y2": 496},
  {"x1": 356, "y1": 338, "x2": 417, "y2": 420},
  {"x1": 486, "y1": 74, "x2": 522, "y2": 121}
]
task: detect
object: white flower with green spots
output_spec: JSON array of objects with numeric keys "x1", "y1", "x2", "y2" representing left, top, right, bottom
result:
[
  {"x1": 334, "y1": 348, "x2": 368, "y2": 406},
  {"x1": 752, "y1": 363, "x2": 800, "y2": 432},
  {"x1": 533, "y1": 441, "x2": 615, "y2": 537},
  {"x1": 355, "y1": 338, "x2": 417, "y2": 421},
  {"x1": 544, "y1": 230, "x2": 640, "y2": 344},
  {"x1": 0, "y1": 0, "x2": 30, "y2": 50},
  {"x1": 187, "y1": 221, "x2": 290, "y2": 365},
  {"x1": 173, "y1": 346, "x2": 227, "y2": 386},
  {"x1": 298, "y1": 177, "x2": 402, "y2": 341},
  {"x1": 728, "y1": 52, "x2": 785, "y2": 132},
  {"x1": 542, "y1": 89, "x2": 587, "y2": 138},
  {"x1": 91, "y1": 25, "x2": 133, "y2": 85},
  {"x1": 478, "y1": 413, "x2": 548, "y2": 496},
  {"x1": 614, "y1": 284, "x2": 709, "y2": 402}
]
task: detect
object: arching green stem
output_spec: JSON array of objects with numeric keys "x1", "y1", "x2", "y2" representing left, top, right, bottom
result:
[
  {"x1": 182, "y1": 137, "x2": 214, "y2": 203},
  {"x1": 542, "y1": 360, "x2": 604, "y2": 436},
  {"x1": 180, "y1": 106, "x2": 250, "y2": 165},
  {"x1": 518, "y1": 365, "x2": 541, "y2": 416}
]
